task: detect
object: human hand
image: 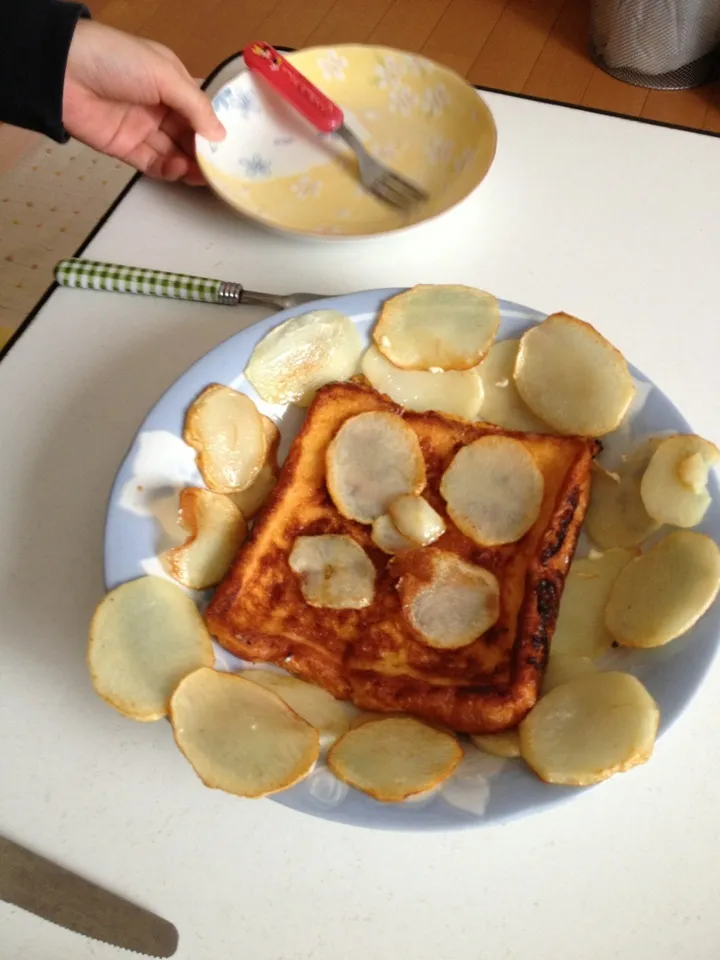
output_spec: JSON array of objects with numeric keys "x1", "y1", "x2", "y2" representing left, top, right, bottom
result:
[{"x1": 63, "y1": 20, "x2": 225, "y2": 184}]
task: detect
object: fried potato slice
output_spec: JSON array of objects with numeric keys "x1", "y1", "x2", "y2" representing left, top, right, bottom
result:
[
  {"x1": 389, "y1": 494, "x2": 446, "y2": 546},
  {"x1": 289, "y1": 534, "x2": 375, "y2": 609},
  {"x1": 88, "y1": 576, "x2": 214, "y2": 722},
  {"x1": 184, "y1": 384, "x2": 266, "y2": 493},
  {"x1": 605, "y1": 531, "x2": 720, "y2": 648},
  {"x1": 551, "y1": 548, "x2": 637, "y2": 657},
  {"x1": 326, "y1": 411, "x2": 426, "y2": 523},
  {"x1": 170, "y1": 668, "x2": 318, "y2": 797},
  {"x1": 327, "y1": 717, "x2": 462, "y2": 801},
  {"x1": 245, "y1": 309, "x2": 363, "y2": 406},
  {"x1": 678, "y1": 451, "x2": 710, "y2": 493},
  {"x1": 514, "y1": 313, "x2": 635, "y2": 437},
  {"x1": 440, "y1": 436, "x2": 544, "y2": 545},
  {"x1": 471, "y1": 730, "x2": 520, "y2": 758},
  {"x1": 349, "y1": 710, "x2": 406, "y2": 728},
  {"x1": 640, "y1": 434, "x2": 720, "y2": 528},
  {"x1": 541, "y1": 655, "x2": 598, "y2": 695},
  {"x1": 585, "y1": 439, "x2": 662, "y2": 548},
  {"x1": 360, "y1": 345, "x2": 483, "y2": 419},
  {"x1": 162, "y1": 487, "x2": 247, "y2": 590},
  {"x1": 227, "y1": 465, "x2": 276, "y2": 519},
  {"x1": 371, "y1": 514, "x2": 417, "y2": 555},
  {"x1": 475, "y1": 339, "x2": 549, "y2": 432},
  {"x1": 259, "y1": 414, "x2": 281, "y2": 451},
  {"x1": 226, "y1": 416, "x2": 280, "y2": 518},
  {"x1": 242, "y1": 670, "x2": 350, "y2": 748},
  {"x1": 399, "y1": 549, "x2": 500, "y2": 649},
  {"x1": 373, "y1": 285, "x2": 500, "y2": 371},
  {"x1": 520, "y1": 672, "x2": 659, "y2": 786}
]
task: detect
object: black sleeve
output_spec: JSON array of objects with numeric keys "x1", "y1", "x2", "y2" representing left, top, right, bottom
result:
[{"x1": 0, "y1": 0, "x2": 90, "y2": 143}]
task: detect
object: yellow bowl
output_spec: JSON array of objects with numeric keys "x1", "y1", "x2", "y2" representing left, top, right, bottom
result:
[{"x1": 197, "y1": 45, "x2": 496, "y2": 239}]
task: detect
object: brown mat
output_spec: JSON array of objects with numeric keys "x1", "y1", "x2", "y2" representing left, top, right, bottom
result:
[{"x1": 0, "y1": 132, "x2": 133, "y2": 338}]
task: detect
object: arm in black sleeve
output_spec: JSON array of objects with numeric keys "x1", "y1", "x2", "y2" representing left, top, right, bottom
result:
[{"x1": 0, "y1": 0, "x2": 90, "y2": 143}]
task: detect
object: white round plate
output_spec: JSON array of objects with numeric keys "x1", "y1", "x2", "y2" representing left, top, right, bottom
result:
[{"x1": 105, "y1": 289, "x2": 720, "y2": 830}]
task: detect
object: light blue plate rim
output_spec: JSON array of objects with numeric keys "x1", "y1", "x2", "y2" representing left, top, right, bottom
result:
[{"x1": 104, "y1": 289, "x2": 720, "y2": 831}]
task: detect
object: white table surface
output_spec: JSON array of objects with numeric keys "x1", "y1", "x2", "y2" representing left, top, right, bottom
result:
[{"x1": 2, "y1": 55, "x2": 720, "y2": 960}]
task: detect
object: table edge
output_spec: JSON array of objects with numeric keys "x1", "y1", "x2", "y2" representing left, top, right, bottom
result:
[{"x1": 2, "y1": 45, "x2": 718, "y2": 367}]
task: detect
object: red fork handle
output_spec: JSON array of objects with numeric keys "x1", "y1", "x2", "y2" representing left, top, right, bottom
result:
[{"x1": 243, "y1": 41, "x2": 344, "y2": 135}]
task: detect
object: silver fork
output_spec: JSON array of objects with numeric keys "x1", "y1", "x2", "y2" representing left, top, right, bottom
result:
[
  {"x1": 54, "y1": 258, "x2": 325, "y2": 310},
  {"x1": 335, "y1": 124, "x2": 428, "y2": 210},
  {"x1": 244, "y1": 42, "x2": 429, "y2": 212}
]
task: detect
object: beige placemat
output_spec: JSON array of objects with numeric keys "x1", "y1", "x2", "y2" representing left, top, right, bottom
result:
[{"x1": 0, "y1": 132, "x2": 134, "y2": 339}]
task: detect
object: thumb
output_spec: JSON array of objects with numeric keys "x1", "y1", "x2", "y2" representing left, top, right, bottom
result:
[{"x1": 157, "y1": 66, "x2": 226, "y2": 141}]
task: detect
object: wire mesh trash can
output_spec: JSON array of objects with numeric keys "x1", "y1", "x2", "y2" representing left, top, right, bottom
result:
[{"x1": 590, "y1": 0, "x2": 720, "y2": 89}]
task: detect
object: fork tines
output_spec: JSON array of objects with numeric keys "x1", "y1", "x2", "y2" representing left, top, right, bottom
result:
[{"x1": 371, "y1": 174, "x2": 429, "y2": 210}]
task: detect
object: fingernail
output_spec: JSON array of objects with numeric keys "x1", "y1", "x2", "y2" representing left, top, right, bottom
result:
[{"x1": 207, "y1": 120, "x2": 227, "y2": 142}]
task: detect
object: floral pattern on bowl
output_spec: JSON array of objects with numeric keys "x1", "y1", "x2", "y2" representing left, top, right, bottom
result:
[{"x1": 196, "y1": 45, "x2": 497, "y2": 239}]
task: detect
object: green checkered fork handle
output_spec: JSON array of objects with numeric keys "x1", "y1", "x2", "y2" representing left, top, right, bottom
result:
[
  {"x1": 55, "y1": 258, "x2": 241, "y2": 304},
  {"x1": 54, "y1": 258, "x2": 324, "y2": 310}
]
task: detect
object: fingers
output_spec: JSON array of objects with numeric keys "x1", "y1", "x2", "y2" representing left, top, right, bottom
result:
[
  {"x1": 146, "y1": 127, "x2": 184, "y2": 162},
  {"x1": 125, "y1": 139, "x2": 187, "y2": 182},
  {"x1": 160, "y1": 108, "x2": 217, "y2": 185},
  {"x1": 159, "y1": 111, "x2": 197, "y2": 159},
  {"x1": 123, "y1": 129, "x2": 207, "y2": 186},
  {"x1": 143, "y1": 38, "x2": 181, "y2": 65},
  {"x1": 156, "y1": 62, "x2": 226, "y2": 142},
  {"x1": 159, "y1": 112, "x2": 207, "y2": 184},
  {"x1": 181, "y1": 160, "x2": 209, "y2": 187}
]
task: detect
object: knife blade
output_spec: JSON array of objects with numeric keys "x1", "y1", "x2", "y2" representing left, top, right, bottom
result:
[{"x1": 0, "y1": 836, "x2": 178, "y2": 957}]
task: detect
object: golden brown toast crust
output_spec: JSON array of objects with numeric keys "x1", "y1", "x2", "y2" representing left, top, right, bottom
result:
[{"x1": 206, "y1": 381, "x2": 598, "y2": 733}]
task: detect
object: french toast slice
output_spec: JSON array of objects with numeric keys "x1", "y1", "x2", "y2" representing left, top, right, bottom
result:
[{"x1": 206, "y1": 380, "x2": 599, "y2": 733}]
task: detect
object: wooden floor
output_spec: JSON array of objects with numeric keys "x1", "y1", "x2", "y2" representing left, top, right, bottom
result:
[
  {"x1": 1, "y1": 0, "x2": 718, "y2": 333},
  {"x1": 94, "y1": 0, "x2": 720, "y2": 132}
]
